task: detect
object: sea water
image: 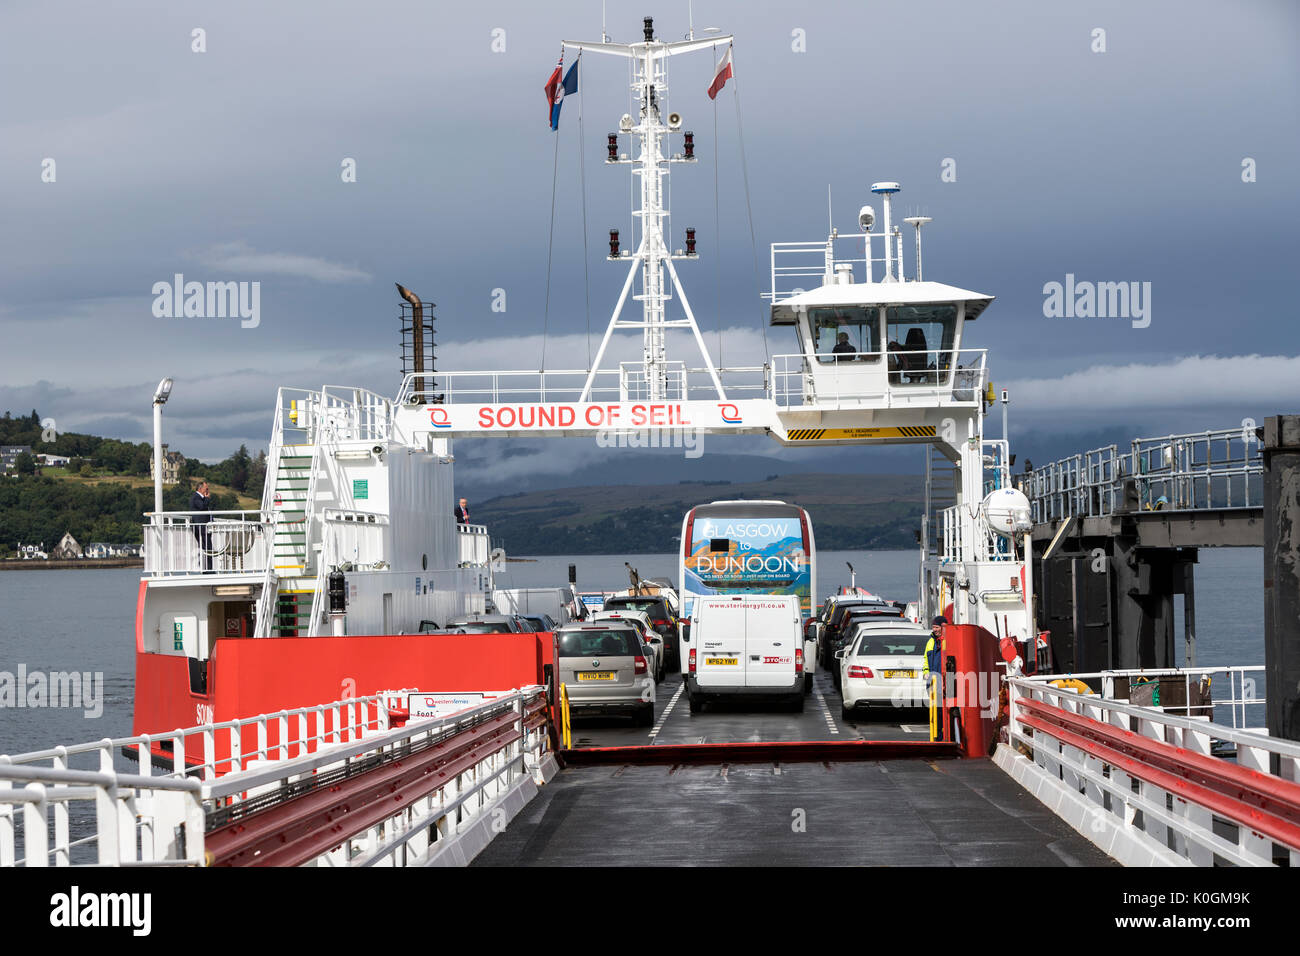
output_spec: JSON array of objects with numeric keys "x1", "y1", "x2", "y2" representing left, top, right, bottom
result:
[{"x1": 0, "y1": 549, "x2": 1268, "y2": 757}]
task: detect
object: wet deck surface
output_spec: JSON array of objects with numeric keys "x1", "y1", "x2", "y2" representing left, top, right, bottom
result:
[
  {"x1": 477, "y1": 670, "x2": 1118, "y2": 866},
  {"x1": 569, "y1": 670, "x2": 933, "y2": 748}
]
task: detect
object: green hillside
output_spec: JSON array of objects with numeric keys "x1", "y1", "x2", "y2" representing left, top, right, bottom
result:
[{"x1": 475, "y1": 473, "x2": 925, "y2": 554}]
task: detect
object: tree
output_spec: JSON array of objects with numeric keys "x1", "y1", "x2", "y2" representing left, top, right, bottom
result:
[
  {"x1": 14, "y1": 452, "x2": 35, "y2": 475},
  {"x1": 229, "y1": 444, "x2": 251, "y2": 492}
]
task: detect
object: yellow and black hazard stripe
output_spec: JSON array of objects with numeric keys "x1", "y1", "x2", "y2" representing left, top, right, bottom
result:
[{"x1": 783, "y1": 424, "x2": 938, "y2": 441}]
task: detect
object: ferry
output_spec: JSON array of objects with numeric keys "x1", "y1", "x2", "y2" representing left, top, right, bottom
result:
[{"x1": 2, "y1": 14, "x2": 1296, "y2": 880}]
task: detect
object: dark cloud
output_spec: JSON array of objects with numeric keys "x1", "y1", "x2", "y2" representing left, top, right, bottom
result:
[{"x1": 1, "y1": 0, "x2": 1297, "y2": 466}]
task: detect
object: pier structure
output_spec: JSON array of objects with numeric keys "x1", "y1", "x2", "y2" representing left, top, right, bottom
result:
[{"x1": 1019, "y1": 426, "x2": 1264, "y2": 672}]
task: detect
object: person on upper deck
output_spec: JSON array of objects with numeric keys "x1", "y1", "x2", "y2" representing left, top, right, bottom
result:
[
  {"x1": 831, "y1": 332, "x2": 856, "y2": 361},
  {"x1": 190, "y1": 480, "x2": 212, "y2": 572},
  {"x1": 455, "y1": 498, "x2": 470, "y2": 524}
]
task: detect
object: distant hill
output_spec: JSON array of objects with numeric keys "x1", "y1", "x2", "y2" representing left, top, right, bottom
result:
[
  {"x1": 0, "y1": 408, "x2": 263, "y2": 554},
  {"x1": 474, "y1": 473, "x2": 925, "y2": 554}
]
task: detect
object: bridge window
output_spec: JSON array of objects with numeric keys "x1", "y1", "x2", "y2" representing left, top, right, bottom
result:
[
  {"x1": 810, "y1": 307, "x2": 880, "y2": 364},
  {"x1": 886, "y1": 304, "x2": 958, "y2": 385}
]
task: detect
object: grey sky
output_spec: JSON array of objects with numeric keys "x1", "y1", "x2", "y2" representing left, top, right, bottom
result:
[{"x1": 1, "y1": 0, "x2": 1297, "y2": 480}]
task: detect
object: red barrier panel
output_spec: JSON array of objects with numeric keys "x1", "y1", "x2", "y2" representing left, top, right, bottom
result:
[
  {"x1": 132, "y1": 632, "x2": 555, "y2": 773},
  {"x1": 939, "y1": 624, "x2": 1001, "y2": 759}
]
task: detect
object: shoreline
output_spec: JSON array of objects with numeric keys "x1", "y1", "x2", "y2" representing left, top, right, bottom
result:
[{"x1": 0, "y1": 558, "x2": 143, "y2": 571}]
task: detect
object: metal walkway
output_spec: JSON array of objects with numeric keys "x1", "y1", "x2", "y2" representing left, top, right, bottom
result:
[{"x1": 1020, "y1": 425, "x2": 1262, "y2": 525}]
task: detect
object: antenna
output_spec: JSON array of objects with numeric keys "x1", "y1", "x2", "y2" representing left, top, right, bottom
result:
[
  {"x1": 688, "y1": 0, "x2": 694, "y2": 39},
  {"x1": 870, "y1": 182, "x2": 901, "y2": 282},
  {"x1": 827, "y1": 184, "x2": 833, "y2": 235},
  {"x1": 903, "y1": 216, "x2": 932, "y2": 281},
  {"x1": 602, "y1": 0, "x2": 607, "y2": 41}
]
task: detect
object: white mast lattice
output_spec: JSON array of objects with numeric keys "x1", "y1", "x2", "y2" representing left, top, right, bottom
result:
[{"x1": 568, "y1": 21, "x2": 730, "y2": 402}]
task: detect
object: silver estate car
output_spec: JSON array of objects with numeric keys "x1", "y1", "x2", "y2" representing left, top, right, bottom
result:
[{"x1": 557, "y1": 622, "x2": 656, "y2": 726}]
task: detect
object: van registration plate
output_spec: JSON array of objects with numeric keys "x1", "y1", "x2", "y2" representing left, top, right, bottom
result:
[
  {"x1": 705, "y1": 656, "x2": 738, "y2": 666},
  {"x1": 577, "y1": 672, "x2": 615, "y2": 681}
]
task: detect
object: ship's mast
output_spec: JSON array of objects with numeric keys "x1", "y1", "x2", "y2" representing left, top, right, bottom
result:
[{"x1": 569, "y1": 18, "x2": 730, "y2": 402}]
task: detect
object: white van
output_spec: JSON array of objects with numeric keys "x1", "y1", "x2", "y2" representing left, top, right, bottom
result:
[{"x1": 686, "y1": 595, "x2": 804, "y2": 713}]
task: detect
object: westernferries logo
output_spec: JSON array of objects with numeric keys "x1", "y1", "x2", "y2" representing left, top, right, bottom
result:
[
  {"x1": 429, "y1": 408, "x2": 451, "y2": 429},
  {"x1": 719, "y1": 402, "x2": 742, "y2": 424}
]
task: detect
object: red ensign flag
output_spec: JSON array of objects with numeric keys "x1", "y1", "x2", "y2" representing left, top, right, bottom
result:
[{"x1": 707, "y1": 48, "x2": 733, "y2": 100}]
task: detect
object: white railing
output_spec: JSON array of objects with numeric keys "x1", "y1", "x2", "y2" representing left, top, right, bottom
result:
[
  {"x1": 940, "y1": 504, "x2": 962, "y2": 562},
  {"x1": 458, "y1": 523, "x2": 490, "y2": 567},
  {"x1": 938, "y1": 502, "x2": 1016, "y2": 564},
  {"x1": 771, "y1": 349, "x2": 987, "y2": 408},
  {"x1": 0, "y1": 693, "x2": 389, "y2": 865},
  {"x1": 143, "y1": 510, "x2": 272, "y2": 576},
  {"x1": 205, "y1": 687, "x2": 552, "y2": 867},
  {"x1": 305, "y1": 510, "x2": 392, "y2": 634},
  {"x1": 0, "y1": 688, "x2": 553, "y2": 867},
  {"x1": 766, "y1": 238, "x2": 888, "y2": 304},
  {"x1": 400, "y1": 350, "x2": 985, "y2": 412},
  {"x1": 253, "y1": 564, "x2": 279, "y2": 638},
  {"x1": 320, "y1": 509, "x2": 389, "y2": 568},
  {"x1": 1002, "y1": 670, "x2": 1300, "y2": 867},
  {"x1": 0, "y1": 763, "x2": 204, "y2": 867},
  {"x1": 318, "y1": 385, "x2": 393, "y2": 443},
  {"x1": 1021, "y1": 426, "x2": 1263, "y2": 522}
]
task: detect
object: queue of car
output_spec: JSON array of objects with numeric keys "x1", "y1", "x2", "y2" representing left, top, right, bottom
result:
[{"x1": 419, "y1": 584, "x2": 931, "y2": 730}]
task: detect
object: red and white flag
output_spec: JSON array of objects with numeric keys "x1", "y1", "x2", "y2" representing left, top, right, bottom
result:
[{"x1": 707, "y1": 47, "x2": 733, "y2": 100}]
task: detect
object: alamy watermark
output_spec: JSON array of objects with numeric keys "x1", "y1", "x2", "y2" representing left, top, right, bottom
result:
[
  {"x1": 1042, "y1": 274, "x2": 1151, "y2": 329},
  {"x1": 0, "y1": 666, "x2": 104, "y2": 718},
  {"x1": 596, "y1": 427, "x2": 704, "y2": 459},
  {"x1": 152, "y1": 273, "x2": 260, "y2": 328}
]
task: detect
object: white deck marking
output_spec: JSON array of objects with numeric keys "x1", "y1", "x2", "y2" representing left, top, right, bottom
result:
[
  {"x1": 814, "y1": 691, "x2": 840, "y2": 736},
  {"x1": 899, "y1": 724, "x2": 929, "y2": 734},
  {"x1": 647, "y1": 682, "x2": 684, "y2": 741}
]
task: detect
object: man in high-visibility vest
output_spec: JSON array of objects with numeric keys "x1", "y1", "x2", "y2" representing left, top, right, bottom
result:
[
  {"x1": 924, "y1": 616, "x2": 946, "y2": 679},
  {"x1": 924, "y1": 616, "x2": 946, "y2": 740}
]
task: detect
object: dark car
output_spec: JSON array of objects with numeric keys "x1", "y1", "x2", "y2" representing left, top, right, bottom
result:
[
  {"x1": 822, "y1": 602, "x2": 904, "y2": 670},
  {"x1": 827, "y1": 605, "x2": 905, "y2": 689},
  {"x1": 603, "y1": 595, "x2": 679, "y2": 670},
  {"x1": 435, "y1": 614, "x2": 522, "y2": 634}
]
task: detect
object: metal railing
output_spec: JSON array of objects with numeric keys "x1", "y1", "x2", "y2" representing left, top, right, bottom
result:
[
  {"x1": 766, "y1": 238, "x2": 892, "y2": 304},
  {"x1": 400, "y1": 350, "x2": 985, "y2": 411},
  {"x1": 458, "y1": 523, "x2": 490, "y2": 567},
  {"x1": 318, "y1": 385, "x2": 393, "y2": 443},
  {"x1": 0, "y1": 688, "x2": 553, "y2": 866},
  {"x1": 771, "y1": 349, "x2": 986, "y2": 408},
  {"x1": 1004, "y1": 670, "x2": 1300, "y2": 867},
  {"x1": 143, "y1": 510, "x2": 272, "y2": 576},
  {"x1": 0, "y1": 763, "x2": 204, "y2": 867},
  {"x1": 1021, "y1": 426, "x2": 1263, "y2": 523},
  {"x1": 0, "y1": 693, "x2": 391, "y2": 865},
  {"x1": 204, "y1": 687, "x2": 552, "y2": 867},
  {"x1": 320, "y1": 509, "x2": 389, "y2": 568}
]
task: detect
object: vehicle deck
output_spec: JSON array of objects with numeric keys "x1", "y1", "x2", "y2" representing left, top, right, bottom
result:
[{"x1": 477, "y1": 671, "x2": 1118, "y2": 866}]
